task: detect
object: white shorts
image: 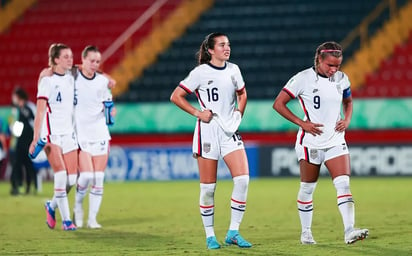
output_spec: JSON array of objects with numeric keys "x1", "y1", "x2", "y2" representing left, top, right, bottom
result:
[
  {"x1": 79, "y1": 140, "x2": 110, "y2": 156},
  {"x1": 193, "y1": 119, "x2": 244, "y2": 160},
  {"x1": 48, "y1": 132, "x2": 78, "y2": 154},
  {"x1": 295, "y1": 142, "x2": 349, "y2": 165}
]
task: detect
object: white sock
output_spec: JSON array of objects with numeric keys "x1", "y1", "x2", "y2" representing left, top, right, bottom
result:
[
  {"x1": 89, "y1": 172, "x2": 104, "y2": 222},
  {"x1": 333, "y1": 175, "x2": 355, "y2": 233},
  {"x1": 199, "y1": 183, "x2": 216, "y2": 238},
  {"x1": 229, "y1": 175, "x2": 249, "y2": 231},
  {"x1": 54, "y1": 171, "x2": 71, "y2": 221},
  {"x1": 50, "y1": 196, "x2": 58, "y2": 209},
  {"x1": 66, "y1": 174, "x2": 77, "y2": 194},
  {"x1": 75, "y1": 172, "x2": 93, "y2": 211},
  {"x1": 297, "y1": 182, "x2": 317, "y2": 232}
]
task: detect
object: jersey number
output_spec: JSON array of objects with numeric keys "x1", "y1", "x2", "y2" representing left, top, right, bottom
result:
[
  {"x1": 206, "y1": 87, "x2": 219, "y2": 102},
  {"x1": 56, "y1": 92, "x2": 62, "y2": 102},
  {"x1": 313, "y1": 95, "x2": 320, "y2": 109}
]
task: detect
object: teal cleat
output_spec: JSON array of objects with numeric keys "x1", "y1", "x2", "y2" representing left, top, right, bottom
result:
[
  {"x1": 206, "y1": 236, "x2": 221, "y2": 249},
  {"x1": 225, "y1": 230, "x2": 252, "y2": 248}
]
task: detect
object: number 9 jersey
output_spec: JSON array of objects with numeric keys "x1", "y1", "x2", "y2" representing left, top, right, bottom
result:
[
  {"x1": 179, "y1": 62, "x2": 245, "y2": 125},
  {"x1": 37, "y1": 72, "x2": 75, "y2": 137},
  {"x1": 282, "y1": 67, "x2": 351, "y2": 149}
]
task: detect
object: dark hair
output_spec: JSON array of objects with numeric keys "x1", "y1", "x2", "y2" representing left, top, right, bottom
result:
[
  {"x1": 314, "y1": 41, "x2": 343, "y2": 68},
  {"x1": 13, "y1": 87, "x2": 28, "y2": 101},
  {"x1": 196, "y1": 32, "x2": 228, "y2": 65},
  {"x1": 82, "y1": 45, "x2": 100, "y2": 59},
  {"x1": 48, "y1": 43, "x2": 70, "y2": 67}
]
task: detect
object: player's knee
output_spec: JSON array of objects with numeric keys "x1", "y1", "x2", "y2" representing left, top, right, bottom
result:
[
  {"x1": 333, "y1": 175, "x2": 350, "y2": 190},
  {"x1": 200, "y1": 183, "x2": 216, "y2": 204},
  {"x1": 233, "y1": 175, "x2": 249, "y2": 193},
  {"x1": 299, "y1": 182, "x2": 317, "y2": 195},
  {"x1": 67, "y1": 174, "x2": 77, "y2": 187}
]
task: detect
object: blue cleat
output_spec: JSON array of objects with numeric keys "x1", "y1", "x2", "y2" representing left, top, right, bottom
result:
[
  {"x1": 62, "y1": 220, "x2": 77, "y2": 231},
  {"x1": 44, "y1": 200, "x2": 56, "y2": 229},
  {"x1": 206, "y1": 236, "x2": 221, "y2": 249},
  {"x1": 225, "y1": 230, "x2": 252, "y2": 248}
]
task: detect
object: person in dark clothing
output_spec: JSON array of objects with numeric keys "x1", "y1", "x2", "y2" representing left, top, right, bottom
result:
[{"x1": 10, "y1": 87, "x2": 37, "y2": 195}]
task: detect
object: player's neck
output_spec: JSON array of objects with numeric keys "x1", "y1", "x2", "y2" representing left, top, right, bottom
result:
[
  {"x1": 82, "y1": 69, "x2": 95, "y2": 78},
  {"x1": 54, "y1": 66, "x2": 66, "y2": 75},
  {"x1": 209, "y1": 59, "x2": 226, "y2": 68}
]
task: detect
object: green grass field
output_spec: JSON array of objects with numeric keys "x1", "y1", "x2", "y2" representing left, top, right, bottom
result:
[{"x1": 1, "y1": 177, "x2": 411, "y2": 255}]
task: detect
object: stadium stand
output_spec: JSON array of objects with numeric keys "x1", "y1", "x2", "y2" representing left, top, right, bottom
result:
[
  {"x1": 119, "y1": 0, "x2": 386, "y2": 102},
  {"x1": 0, "y1": 0, "x2": 181, "y2": 105}
]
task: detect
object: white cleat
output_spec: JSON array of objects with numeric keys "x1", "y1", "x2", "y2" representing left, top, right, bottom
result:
[
  {"x1": 87, "y1": 220, "x2": 102, "y2": 229},
  {"x1": 73, "y1": 208, "x2": 84, "y2": 228},
  {"x1": 301, "y1": 230, "x2": 316, "y2": 244},
  {"x1": 345, "y1": 228, "x2": 369, "y2": 244}
]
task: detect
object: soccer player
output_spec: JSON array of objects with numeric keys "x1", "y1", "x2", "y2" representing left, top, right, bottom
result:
[
  {"x1": 29, "y1": 43, "x2": 78, "y2": 231},
  {"x1": 72, "y1": 45, "x2": 114, "y2": 229},
  {"x1": 170, "y1": 32, "x2": 252, "y2": 249},
  {"x1": 273, "y1": 41, "x2": 369, "y2": 244}
]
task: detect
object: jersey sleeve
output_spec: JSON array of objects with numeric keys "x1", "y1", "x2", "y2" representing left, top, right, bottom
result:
[
  {"x1": 282, "y1": 73, "x2": 304, "y2": 99},
  {"x1": 37, "y1": 77, "x2": 51, "y2": 100},
  {"x1": 179, "y1": 67, "x2": 200, "y2": 94},
  {"x1": 232, "y1": 64, "x2": 245, "y2": 91},
  {"x1": 100, "y1": 76, "x2": 113, "y2": 101}
]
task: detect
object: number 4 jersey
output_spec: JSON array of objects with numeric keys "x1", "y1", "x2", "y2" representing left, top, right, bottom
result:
[
  {"x1": 179, "y1": 62, "x2": 245, "y2": 128},
  {"x1": 282, "y1": 67, "x2": 351, "y2": 149},
  {"x1": 37, "y1": 72, "x2": 75, "y2": 136}
]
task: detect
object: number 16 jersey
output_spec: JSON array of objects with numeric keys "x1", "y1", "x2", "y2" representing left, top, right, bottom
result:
[
  {"x1": 282, "y1": 67, "x2": 351, "y2": 149},
  {"x1": 179, "y1": 62, "x2": 245, "y2": 125}
]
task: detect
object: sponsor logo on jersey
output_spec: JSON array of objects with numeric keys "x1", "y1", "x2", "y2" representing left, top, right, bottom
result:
[
  {"x1": 312, "y1": 89, "x2": 318, "y2": 93},
  {"x1": 208, "y1": 80, "x2": 214, "y2": 85},
  {"x1": 203, "y1": 142, "x2": 211, "y2": 153}
]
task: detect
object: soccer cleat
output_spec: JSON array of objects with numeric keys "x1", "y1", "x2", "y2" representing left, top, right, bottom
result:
[
  {"x1": 301, "y1": 230, "x2": 317, "y2": 244},
  {"x1": 345, "y1": 228, "x2": 369, "y2": 244},
  {"x1": 225, "y1": 230, "x2": 252, "y2": 248},
  {"x1": 62, "y1": 220, "x2": 77, "y2": 231},
  {"x1": 206, "y1": 236, "x2": 221, "y2": 249},
  {"x1": 87, "y1": 220, "x2": 102, "y2": 229},
  {"x1": 73, "y1": 208, "x2": 84, "y2": 228},
  {"x1": 44, "y1": 200, "x2": 56, "y2": 229}
]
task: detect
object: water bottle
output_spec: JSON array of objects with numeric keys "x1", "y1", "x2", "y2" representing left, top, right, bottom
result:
[
  {"x1": 103, "y1": 101, "x2": 114, "y2": 126},
  {"x1": 28, "y1": 137, "x2": 47, "y2": 159}
]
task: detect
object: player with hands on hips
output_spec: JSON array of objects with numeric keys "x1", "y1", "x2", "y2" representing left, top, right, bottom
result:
[
  {"x1": 273, "y1": 41, "x2": 368, "y2": 244},
  {"x1": 30, "y1": 43, "x2": 78, "y2": 231},
  {"x1": 171, "y1": 32, "x2": 252, "y2": 250}
]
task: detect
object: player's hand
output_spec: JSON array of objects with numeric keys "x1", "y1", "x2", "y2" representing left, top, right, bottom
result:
[
  {"x1": 335, "y1": 119, "x2": 349, "y2": 132},
  {"x1": 197, "y1": 109, "x2": 213, "y2": 123},
  {"x1": 28, "y1": 140, "x2": 37, "y2": 155},
  {"x1": 108, "y1": 78, "x2": 116, "y2": 89},
  {"x1": 301, "y1": 121, "x2": 323, "y2": 136},
  {"x1": 111, "y1": 106, "x2": 117, "y2": 117}
]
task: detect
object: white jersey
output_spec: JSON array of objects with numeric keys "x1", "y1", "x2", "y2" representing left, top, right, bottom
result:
[
  {"x1": 283, "y1": 67, "x2": 351, "y2": 149},
  {"x1": 37, "y1": 72, "x2": 75, "y2": 136},
  {"x1": 179, "y1": 62, "x2": 245, "y2": 131},
  {"x1": 74, "y1": 71, "x2": 111, "y2": 143}
]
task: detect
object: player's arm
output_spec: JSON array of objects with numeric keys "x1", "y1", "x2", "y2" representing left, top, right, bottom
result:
[
  {"x1": 29, "y1": 98, "x2": 47, "y2": 154},
  {"x1": 170, "y1": 86, "x2": 212, "y2": 123},
  {"x1": 273, "y1": 90, "x2": 323, "y2": 136},
  {"x1": 236, "y1": 87, "x2": 247, "y2": 116},
  {"x1": 336, "y1": 95, "x2": 353, "y2": 132},
  {"x1": 37, "y1": 67, "x2": 53, "y2": 83},
  {"x1": 0, "y1": 133, "x2": 7, "y2": 153}
]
